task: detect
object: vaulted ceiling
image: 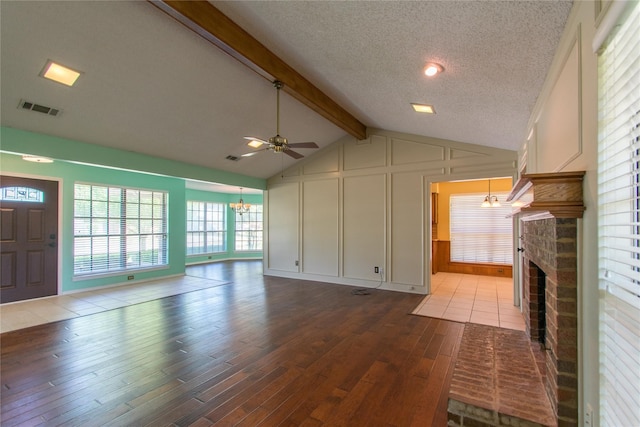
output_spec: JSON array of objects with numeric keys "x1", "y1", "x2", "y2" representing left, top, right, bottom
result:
[{"x1": 0, "y1": 1, "x2": 573, "y2": 184}]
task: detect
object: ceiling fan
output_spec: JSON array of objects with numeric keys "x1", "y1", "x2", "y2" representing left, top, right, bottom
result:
[{"x1": 242, "y1": 80, "x2": 319, "y2": 160}]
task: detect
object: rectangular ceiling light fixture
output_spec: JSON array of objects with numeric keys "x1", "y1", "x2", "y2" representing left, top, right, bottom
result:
[
  {"x1": 243, "y1": 137, "x2": 265, "y2": 148},
  {"x1": 411, "y1": 103, "x2": 436, "y2": 114},
  {"x1": 41, "y1": 60, "x2": 81, "y2": 86}
]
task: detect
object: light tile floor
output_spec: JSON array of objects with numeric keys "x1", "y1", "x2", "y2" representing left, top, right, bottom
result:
[
  {"x1": 413, "y1": 272, "x2": 526, "y2": 331},
  {"x1": 0, "y1": 275, "x2": 229, "y2": 334}
]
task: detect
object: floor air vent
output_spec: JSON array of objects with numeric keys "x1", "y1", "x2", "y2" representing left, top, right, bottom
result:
[
  {"x1": 226, "y1": 155, "x2": 240, "y2": 162},
  {"x1": 19, "y1": 99, "x2": 61, "y2": 117}
]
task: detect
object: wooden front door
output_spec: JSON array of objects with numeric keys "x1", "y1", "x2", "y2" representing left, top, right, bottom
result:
[{"x1": 1, "y1": 176, "x2": 59, "y2": 303}]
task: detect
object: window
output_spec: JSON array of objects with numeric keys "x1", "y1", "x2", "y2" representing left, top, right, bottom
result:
[
  {"x1": 235, "y1": 204, "x2": 263, "y2": 251},
  {"x1": 597, "y1": 2, "x2": 640, "y2": 425},
  {"x1": 74, "y1": 183, "x2": 168, "y2": 275},
  {"x1": 186, "y1": 201, "x2": 226, "y2": 255},
  {"x1": 634, "y1": 110, "x2": 640, "y2": 285},
  {"x1": 0, "y1": 186, "x2": 44, "y2": 202},
  {"x1": 450, "y1": 192, "x2": 513, "y2": 264}
]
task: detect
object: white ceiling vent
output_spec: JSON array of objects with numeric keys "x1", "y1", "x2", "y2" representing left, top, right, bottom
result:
[{"x1": 18, "y1": 99, "x2": 61, "y2": 117}]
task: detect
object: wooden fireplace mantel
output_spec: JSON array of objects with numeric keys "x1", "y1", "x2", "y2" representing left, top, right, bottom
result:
[{"x1": 506, "y1": 171, "x2": 585, "y2": 219}]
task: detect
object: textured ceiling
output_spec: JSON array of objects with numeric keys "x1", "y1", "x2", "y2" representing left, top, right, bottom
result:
[
  {"x1": 214, "y1": 0, "x2": 573, "y2": 149},
  {"x1": 0, "y1": 1, "x2": 573, "y2": 185}
]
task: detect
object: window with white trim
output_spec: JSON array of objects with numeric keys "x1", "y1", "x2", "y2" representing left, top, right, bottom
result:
[
  {"x1": 234, "y1": 204, "x2": 263, "y2": 251},
  {"x1": 74, "y1": 183, "x2": 168, "y2": 275},
  {"x1": 597, "y1": 2, "x2": 640, "y2": 425},
  {"x1": 450, "y1": 192, "x2": 513, "y2": 264},
  {"x1": 186, "y1": 201, "x2": 226, "y2": 255}
]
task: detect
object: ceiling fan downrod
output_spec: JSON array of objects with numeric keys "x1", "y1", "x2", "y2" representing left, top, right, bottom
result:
[
  {"x1": 274, "y1": 80, "x2": 283, "y2": 136},
  {"x1": 271, "y1": 80, "x2": 286, "y2": 151}
]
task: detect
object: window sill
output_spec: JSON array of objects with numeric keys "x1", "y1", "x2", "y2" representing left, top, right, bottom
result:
[{"x1": 72, "y1": 265, "x2": 169, "y2": 281}]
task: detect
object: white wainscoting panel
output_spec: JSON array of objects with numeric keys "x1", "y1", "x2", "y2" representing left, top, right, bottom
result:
[
  {"x1": 343, "y1": 174, "x2": 386, "y2": 280},
  {"x1": 302, "y1": 179, "x2": 339, "y2": 276},
  {"x1": 267, "y1": 182, "x2": 300, "y2": 272}
]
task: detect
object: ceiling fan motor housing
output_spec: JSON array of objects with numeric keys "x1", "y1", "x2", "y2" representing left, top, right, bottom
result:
[{"x1": 269, "y1": 134, "x2": 288, "y2": 152}]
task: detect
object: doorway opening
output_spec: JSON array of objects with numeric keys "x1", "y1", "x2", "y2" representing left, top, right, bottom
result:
[{"x1": 415, "y1": 177, "x2": 523, "y2": 329}]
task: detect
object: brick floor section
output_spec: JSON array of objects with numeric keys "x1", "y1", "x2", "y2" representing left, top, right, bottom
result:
[{"x1": 448, "y1": 323, "x2": 556, "y2": 427}]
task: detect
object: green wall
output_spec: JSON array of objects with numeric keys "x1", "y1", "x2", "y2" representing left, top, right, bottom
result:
[
  {"x1": 1, "y1": 127, "x2": 265, "y2": 293},
  {"x1": 1, "y1": 152, "x2": 186, "y2": 292},
  {"x1": 1, "y1": 127, "x2": 266, "y2": 190},
  {"x1": 185, "y1": 189, "x2": 263, "y2": 265}
]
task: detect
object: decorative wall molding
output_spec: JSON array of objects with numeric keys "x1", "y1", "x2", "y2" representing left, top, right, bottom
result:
[
  {"x1": 265, "y1": 128, "x2": 517, "y2": 292},
  {"x1": 535, "y1": 26, "x2": 583, "y2": 173}
]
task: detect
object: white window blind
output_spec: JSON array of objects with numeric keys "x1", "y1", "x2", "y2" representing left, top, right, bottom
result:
[
  {"x1": 74, "y1": 184, "x2": 168, "y2": 276},
  {"x1": 597, "y1": 2, "x2": 640, "y2": 425},
  {"x1": 235, "y1": 204, "x2": 263, "y2": 251},
  {"x1": 450, "y1": 192, "x2": 513, "y2": 264},
  {"x1": 186, "y1": 201, "x2": 226, "y2": 255}
]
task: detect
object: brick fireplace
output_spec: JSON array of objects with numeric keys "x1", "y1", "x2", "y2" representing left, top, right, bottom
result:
[
  {"x1": 447, "y1": 171, "x2": 584, "y2": 427},
  {"x1": 522, "y1": 217, "x2": 578, "y2": 426}
]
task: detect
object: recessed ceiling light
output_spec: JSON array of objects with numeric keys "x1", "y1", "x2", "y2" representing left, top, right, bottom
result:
[
  {"x1": 243, "y1": 137, "x2": 266, "y2": 148},
  {"x1": 22, "y1": 155, "x2": 54, "y2": 163},
  {"x1": 41, "y1": 60, "x2": 81, "y2": 87},
  {"x1": 411, "y1": 103, "x2": 436, "y2": 114},
  {"x1": 423, "y1": 62, "x2": 444, "y2": 77}
]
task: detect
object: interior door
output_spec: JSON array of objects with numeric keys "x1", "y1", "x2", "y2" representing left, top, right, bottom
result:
[{"x1": 1, "y1": 175, "x2": 59, "y2": 303}]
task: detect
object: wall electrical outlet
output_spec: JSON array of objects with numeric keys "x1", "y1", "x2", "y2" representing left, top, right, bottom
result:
[
  {"x1": 127, "y1": 275, "x2": 134, "y2": 280},
  {"x1": 374, "y1": 266, "x2": 379, "y2": 273}
]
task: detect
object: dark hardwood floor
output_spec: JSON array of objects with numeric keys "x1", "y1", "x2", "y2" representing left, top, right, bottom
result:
[{"x1": 1, "y1": 261, "x2": 464, "y2": 426}]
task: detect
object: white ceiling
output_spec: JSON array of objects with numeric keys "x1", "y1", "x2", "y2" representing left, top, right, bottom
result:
[{"x1": 0, "y1": 1, "x2": 573, "y2": 186}]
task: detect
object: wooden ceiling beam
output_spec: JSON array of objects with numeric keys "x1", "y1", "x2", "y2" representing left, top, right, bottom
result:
[{"x1": 148, "y1": 0, "x2": 367, "y2": 140}]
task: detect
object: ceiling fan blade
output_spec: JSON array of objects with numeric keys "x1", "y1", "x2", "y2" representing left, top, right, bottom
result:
[
  {"x1": 243, "y1": 136, "x2": 268, "y2": 145},
  {"x1": 287, "y1": 142, "x2": 319, "y2": 149},
  {"x1": 284, "y1": 149, "x2": 304, "y2": 159},
  {"x1": 241, "y1": 148, "x2": 268, "y2": 157}
]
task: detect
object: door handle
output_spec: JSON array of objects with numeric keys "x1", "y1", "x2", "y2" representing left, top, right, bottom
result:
[
  {"x1": 48, "y1": 242, "x2": 57, "y2": 248},
  {"x1": 517, "y1": 247, "x2": 524, "y2": 252}
]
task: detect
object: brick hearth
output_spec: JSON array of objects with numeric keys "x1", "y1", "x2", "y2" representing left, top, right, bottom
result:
[{"x1": 448, "y1": 324, "x2": 555, "y2": 427}]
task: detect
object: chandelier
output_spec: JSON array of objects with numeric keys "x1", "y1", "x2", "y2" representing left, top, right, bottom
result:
[
  {"x1": 481, "y1": 179, "x2": 501, "y2": 208},
  {"x1": 230, "y1": 188, "x2": 251, "y2": 215}
]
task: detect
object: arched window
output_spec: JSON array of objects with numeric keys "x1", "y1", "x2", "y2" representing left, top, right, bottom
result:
[{"x1": 0, "y1": 186, "x2": 44, "y2": 203}]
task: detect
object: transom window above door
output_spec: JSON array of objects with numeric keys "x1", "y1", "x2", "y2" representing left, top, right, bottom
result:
[{"x1": 0, "y1": 186, "x2": 44, "y2": 203}]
